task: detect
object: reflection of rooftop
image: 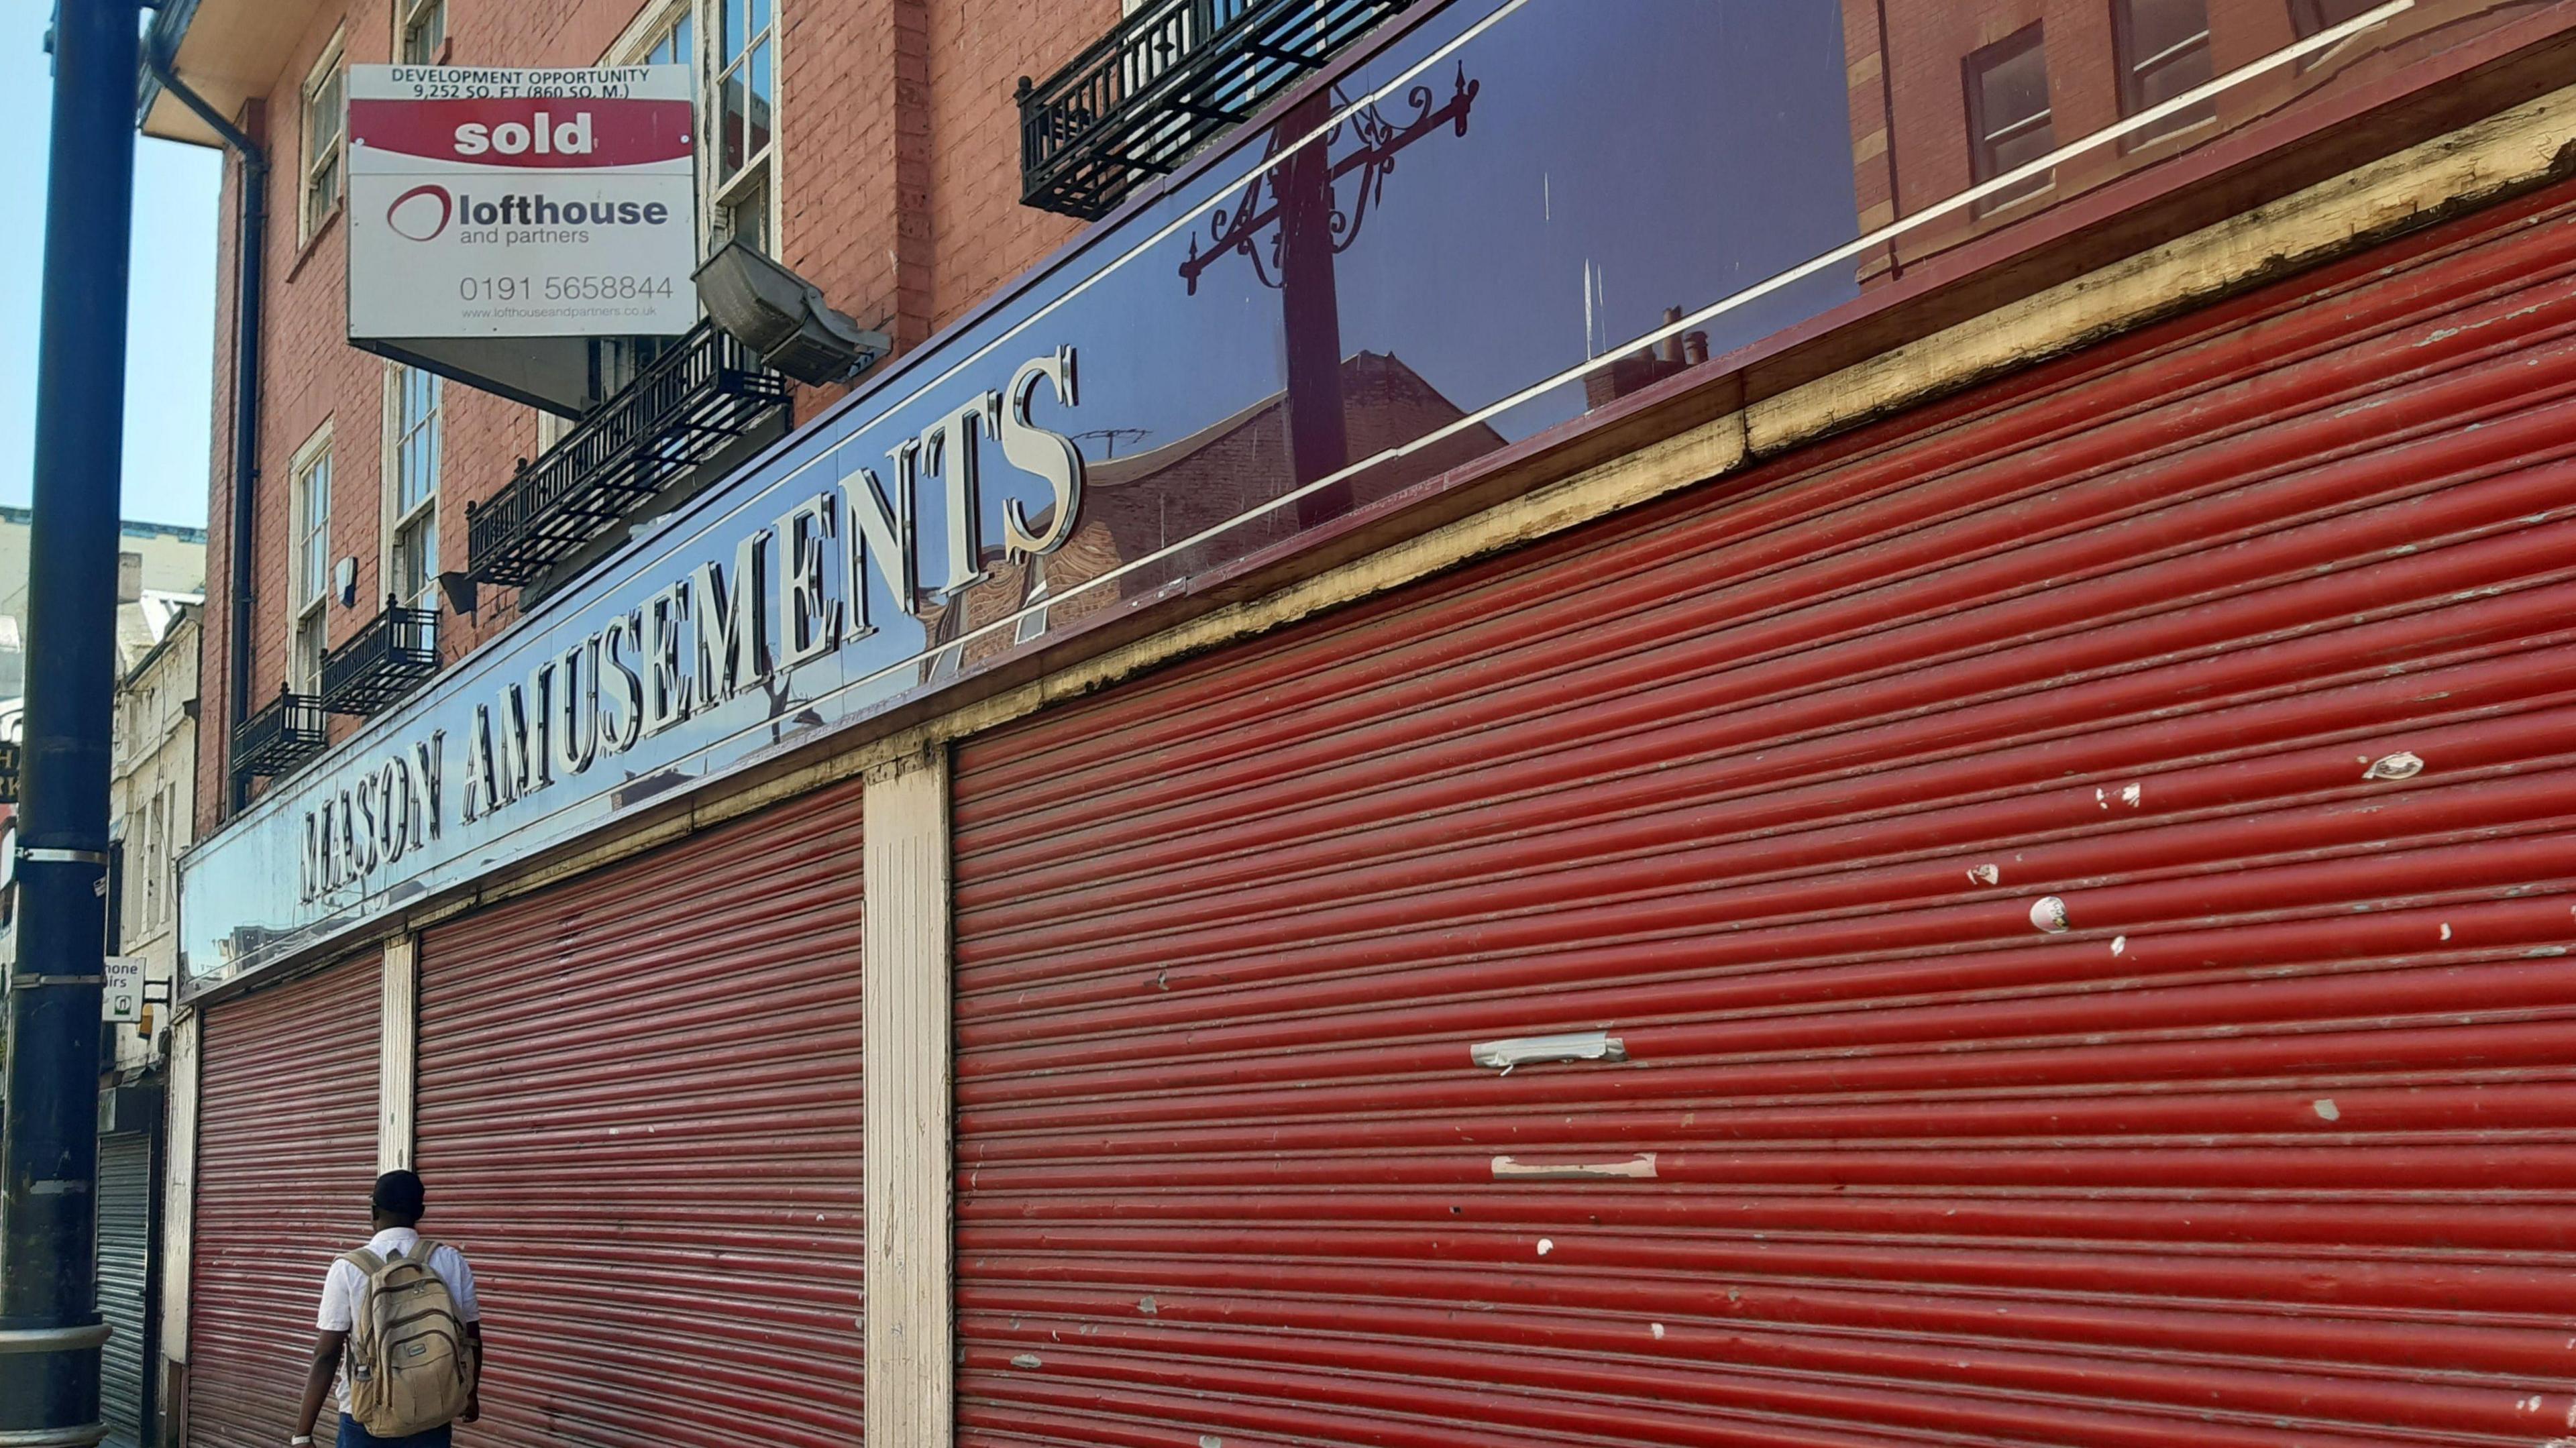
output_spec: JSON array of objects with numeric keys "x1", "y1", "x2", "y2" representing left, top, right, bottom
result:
[{"x1": 920, "y1": 350, "x2": 1505, "y2": 680}]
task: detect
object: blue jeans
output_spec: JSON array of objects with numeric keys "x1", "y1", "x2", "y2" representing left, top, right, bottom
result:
[{"x1": 336, "y1": 1417, "x2": 453, "y2": 1448}]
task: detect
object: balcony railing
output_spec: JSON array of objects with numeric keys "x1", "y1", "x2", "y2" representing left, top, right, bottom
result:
[
  {"x1": 466, "y1": 321, "x2": 790, "y2": 588},
  {"x1": 0, "y1": 739, "x2": 19, "y2": 805},
  {"x1": 232, "y1": 687, "x2": 327, "y2": 780},
  {"x1": 1018, "y1": 0, "x2": 1411, "y2": 221},
  {"x1": 319, "y1": 598, "x2": 439, "y2": 716}
]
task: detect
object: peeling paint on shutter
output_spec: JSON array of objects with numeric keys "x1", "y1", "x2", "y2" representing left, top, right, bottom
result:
[
  {"x1": 415, "y1": 779, "x2": 866, "y2": 1448},
  {"x1": 186, "y1": 961, "x2": 380, "y2": 1448},
  {"x1": 950, "y1": 183, "x2": 2576, "y2": 1445}
]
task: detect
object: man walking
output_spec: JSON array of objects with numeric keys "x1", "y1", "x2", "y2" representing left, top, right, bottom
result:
[{"x1": 292, "y1": 1170, "x2": 484, "y2": 1448}]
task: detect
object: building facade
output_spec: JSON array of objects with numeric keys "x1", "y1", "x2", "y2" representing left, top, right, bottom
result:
[
  {"x1": 146, "y1": 1, "x2": 2576, "y2": 1445},
  {"x1": 99, "y1": 602, "x2": 201, "y2": 1448}
]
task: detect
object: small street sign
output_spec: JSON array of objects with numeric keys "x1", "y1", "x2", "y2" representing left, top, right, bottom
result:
[{"x1": 101, "y1": 956, "x2": 142, "y2": 1023}]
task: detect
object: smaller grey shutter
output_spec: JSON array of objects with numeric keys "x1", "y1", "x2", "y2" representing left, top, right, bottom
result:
[{"x1": 95, "y1": 1131, "x2": 153, "y2": 1448}]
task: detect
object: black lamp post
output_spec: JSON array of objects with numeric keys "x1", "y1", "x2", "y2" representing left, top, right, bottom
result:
[{"x1": 1, "y1": 0, "x2": 140, "y2": 1440}]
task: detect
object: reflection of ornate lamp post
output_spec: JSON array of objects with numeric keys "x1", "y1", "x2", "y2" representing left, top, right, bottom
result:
[{"x1": 1181, "y1": 62, "x2": 1477, "y2": 525}]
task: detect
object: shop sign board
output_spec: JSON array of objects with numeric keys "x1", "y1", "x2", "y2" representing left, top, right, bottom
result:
[
  {"x1": 346, "y1": 64, "x2": 698, "y2": 340},
  {"x1": 178, "y1": 0, "x2": 1883, "y2": 989}
]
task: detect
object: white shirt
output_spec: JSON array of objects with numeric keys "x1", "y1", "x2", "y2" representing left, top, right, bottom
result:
[{"x1": 316, "y1": 1227, "x2": 481, "y2": 1414}]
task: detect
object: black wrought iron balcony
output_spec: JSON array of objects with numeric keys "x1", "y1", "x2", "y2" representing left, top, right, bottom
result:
[
  {"x1": 0, "y1": 739, "x2": 19, "y2": 805},
  {"x1": 1019, "y1": 0, "x2": 1411, "y2": 221},
  {"x1": 232, "y1": 686, "x2": 327, "y2": 779},
  {"x1": 319, "y1": 598, "x2": 439, "y2": 716},
  {"x1": 466, "y1": 321, "x2": 790, "y2": 588}
]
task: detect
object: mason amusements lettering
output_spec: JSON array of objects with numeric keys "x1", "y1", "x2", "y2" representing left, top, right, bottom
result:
[{"x1": 301, "y1": 347, "x2": 1085, "y2": 903}]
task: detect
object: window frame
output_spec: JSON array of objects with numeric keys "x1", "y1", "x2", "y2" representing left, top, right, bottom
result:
[
  {"x1": 608, "y1": 0, "x2": 775, "y2": 254},
  {"x1": 2110, "y1": 0, "x2": 2216, "y2": 147},
  {"x1": 299, "y1": 30, "x2": 348, "y2": 243},
  {"x1": 709, "y1": 0, "x2": 781, "y2": 252},
  {"x1": 287, "y1": 423, "x2": 335, "y2": 695},
  {"x1": 396, "y1": 0, "x2": 447, "y2": 66},
  {"x1": 1962, "y1": 22, "x2": 2055, "y2": 218},
  {"x1": 382, "y1": 364, "x2": 443, "y2": 612}
]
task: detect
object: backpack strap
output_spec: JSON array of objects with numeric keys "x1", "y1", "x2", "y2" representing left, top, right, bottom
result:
[
  {"x1": 339, "y1": 1247, "x2": 386, "y2": 1276},
  {"x1": 404, "y1": 1238, "x2": 443, "y2": 1267}
]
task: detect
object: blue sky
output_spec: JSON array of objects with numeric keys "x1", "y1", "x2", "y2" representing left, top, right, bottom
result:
[{"x1": 0, "y1": 9, "x2": 222, "y2": 530}]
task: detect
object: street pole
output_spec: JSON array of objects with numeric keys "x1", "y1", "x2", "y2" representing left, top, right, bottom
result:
[{"x1": 1, "y1": 0, "x2": 140, "y2": 1442}]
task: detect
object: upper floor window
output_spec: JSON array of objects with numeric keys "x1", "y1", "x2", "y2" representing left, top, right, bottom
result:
[
  {"x1": 142, "y1": 789, "x2": 168, "y2": 932},
  {"x1": 388, "y1": 366, "x2": 442, "y2": 610},
  {"x1": 714, "y1": 0, "x2": 777, "y2": 250},
  {"x1": 301, "y1": 33, "x2": 347, "y2": 241},
  {"x1": 2114, "y1": 0, "x2": 2215, "y2": 144},
  {"x1": 290, "y1": 427, "x2": 334, "y2": 693},
  {"x1": 1964, "y1": 23, "x2": 2053, "y2": 217},
  {"x1": 646, "y1": 7, "x2": 692, "y2": 69},
  {"x1": 398, "y1": 0, "x2": 447, "y2": 66},
  {"x1": 2291, "y1": 0, "x2": 2381, "y2": 36}
]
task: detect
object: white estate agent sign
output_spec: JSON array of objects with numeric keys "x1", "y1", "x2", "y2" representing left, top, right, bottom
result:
[{"x1": 347, "y1": 65, "x2": 697, "y2": 339}]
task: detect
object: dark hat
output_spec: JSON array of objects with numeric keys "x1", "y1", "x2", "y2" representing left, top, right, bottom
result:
[{"x1": 372, "y1": 1170, "x2": 426, "y2": 1218}]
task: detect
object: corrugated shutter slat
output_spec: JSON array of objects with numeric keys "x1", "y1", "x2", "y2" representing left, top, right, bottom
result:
[
  {"x1": 97, "y1": 1130, "x2": 152, "y2": 1448},
  {"x1": 950, "y1": 188, "x2": 2576, "y2": 1445},
  {"x1": 417, "y1": 779, "x2": 865, "y2": 1448}
]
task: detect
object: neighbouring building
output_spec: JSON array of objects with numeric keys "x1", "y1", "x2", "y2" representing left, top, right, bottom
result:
[
  {"x1": 97, "y1": 600, "x2": 201, "y2": 1448},
  {"x1": 0, "y1": 509, "x2": 205, "y2": 708},
  {"x1": 139, "y1": 1, "x2": 2576, "y2": 1447}
]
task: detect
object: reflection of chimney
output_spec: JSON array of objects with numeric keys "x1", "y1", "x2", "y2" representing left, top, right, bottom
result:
[{"x1": 1587, "y1": 307, "x2": 1705, "y2": 409}]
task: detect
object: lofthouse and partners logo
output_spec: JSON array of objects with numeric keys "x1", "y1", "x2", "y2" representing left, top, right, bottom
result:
[
  {"x1": 383, "y1": 183, "x2": 676, "y2": 243},
  {"x1": 382, "y1": 109, "x2": 677, "y2": 244}
]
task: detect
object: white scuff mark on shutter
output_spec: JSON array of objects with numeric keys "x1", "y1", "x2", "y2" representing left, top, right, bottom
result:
[
  {"x1": 1650, "y1": 1323, "x2": 1665, "y2": 1339},
  {"x1": 2120, "y1": 783, "x2": 2143, "y2": 807},
  {"x1": 1200, "y1": 1437, "x2": 1226, "y2": 1448},
  {"x1": 2110, "y1": 936, "x2": 2127, "y2": 957},
  {"x1": 1471, "y1": 1030, "x2": 1626, "y2": 1072},
  {"x1": 1493, "y1": 1153, "x2": 1658, "y2": 1180},
  {"x1": 1137, "y1": 1296, "x2": 1157, "y2": 1315},
  {"x1": 2313, "y1": 1099, "x2": 2341, "y2": 1121},
  {"x1": 1536, "y1": 1238, "x2": 1554, "y2": 1256},
  {"x1": 2364, "y1": 750, "x2": 2424, "y2": 780},
  {"x1": 1966, "y1": 863, "x2": 2000, "y2": 886},
  {"x1": 1010, "y1": 1353, "x2": 1043, "y2": 1370},
  {"x1": 2029, "y1": 896, "x2": 2071, "y2": 933},
  {"x1": 2442, "y1": 922, "x2": 2453, "y2": 941}
]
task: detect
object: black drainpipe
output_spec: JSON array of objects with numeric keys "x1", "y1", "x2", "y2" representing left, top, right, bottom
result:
[{"x1": 142, "y1": 49, "x2": 264, "y2": 812}]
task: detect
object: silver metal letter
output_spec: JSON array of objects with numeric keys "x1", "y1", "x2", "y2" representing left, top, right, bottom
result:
[
  {"x1": 644, "y1": 581, "x2": 694, "y2": 737},
  {"x1": 301, "y1": 810, "x2": 321, "y2": 901},
  {"x1": 553, "y1": 638, "x2": 600, "y2": 778},
  {"x1": 693, "y1": 528, "x2": 773, "y2": 704},
  {"x1": 413, "y1": 732, "x2": 443, "y2": 842},
  {"x1": 597, "y1": 614, "x2": 645, "y2": 756},
  {"x1": 463, "y1": 704, "x2": 503, "y2": 820},
  {"x1": 1001, "y1": 347, "x2": 1084, "y2": 560},
  {"x1": 840, "y1": 462, "x2": 914, "y2": 640},
  {"x1": 926, "y1": 396, "x2": 1001, "y2": 599},
  {"x1": 778, "y1": 493, "x2": 841, "y2": 669}
]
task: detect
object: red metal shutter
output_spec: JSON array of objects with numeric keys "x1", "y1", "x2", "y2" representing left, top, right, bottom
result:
[
  {"x1": 185, "y1": 960, "x2": 380, "y2": 1448},
  {"x1": 951, "y1": 182, "x2": 2576, "y2": 1447},
  {"x1": 415, "y1": 779, "x2": 865, "y2": 1448}
]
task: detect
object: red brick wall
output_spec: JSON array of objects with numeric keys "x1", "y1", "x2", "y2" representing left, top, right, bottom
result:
[
  {"x1": 1844, "y1": 0, "x2": 2515, "y2": 282},
  {"x1": 195, "y1": 0, "x2": 1116, "y2": 828}
]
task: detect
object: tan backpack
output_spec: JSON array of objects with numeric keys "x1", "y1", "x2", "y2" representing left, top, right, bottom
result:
[{"x1": 340, "y1": 1239, "x2": 474, "y2": 1437}]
